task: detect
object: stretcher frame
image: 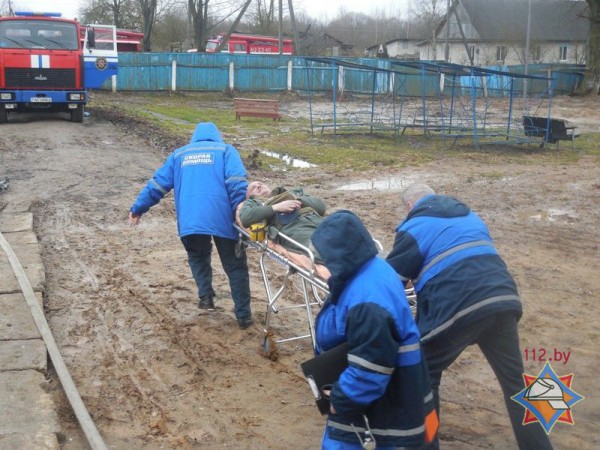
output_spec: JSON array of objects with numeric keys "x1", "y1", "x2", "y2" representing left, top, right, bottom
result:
[{"x1": 234, "y1": 223, "x2": 416, "y2": 360}]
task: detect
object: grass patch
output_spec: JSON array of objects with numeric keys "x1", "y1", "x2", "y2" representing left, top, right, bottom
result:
[
  {"x1": 573, "y1": 133, "x2": 600, "y2": 156},
  {"x1": 478, "y1": 171, "x2": 505, "y2": 179},
  {"x1": 88, "y1": 91, "x2": 600, "y2": 172},
  {"x1": 253, "y1": 132, "x2": 436, "y2": 171}
]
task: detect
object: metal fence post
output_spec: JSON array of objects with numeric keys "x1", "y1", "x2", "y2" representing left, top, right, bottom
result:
[{"x1": 171, "y1": 60, "x2": 177, "y2": 92}]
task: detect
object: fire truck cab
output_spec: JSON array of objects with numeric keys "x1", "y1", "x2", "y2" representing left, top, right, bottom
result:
[
  {"x1": 0, "y1": 12, "x2": 118, "y2": 123},
  {"x1": 205, "y1": 33, "x2": 294, "y2": 55}
]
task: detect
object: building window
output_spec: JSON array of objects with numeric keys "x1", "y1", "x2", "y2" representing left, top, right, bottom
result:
[
  {"x1": 559, "y1": 45, "x2": 568, "y2": 61},
  {"x1": 496, "y1": 46, "x2": 507, "y2": 63},
  {"x1": 529, "y1": 45, "x2": 541, "y2": 63}
]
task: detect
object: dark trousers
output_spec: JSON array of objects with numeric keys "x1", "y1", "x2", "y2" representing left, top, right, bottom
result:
[
  {"x1": 181, "y1": 234, "x2": 251, "y2": 321},
  {"x1": 423, "y1": 312, "x2": 553, "y2": 450}
]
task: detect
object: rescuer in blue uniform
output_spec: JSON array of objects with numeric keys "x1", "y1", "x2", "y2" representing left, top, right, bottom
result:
[
  {"x1": 311, "y1": 210, "x2": 437, "y2": 449},
  {"x1": 386, "y1": 183, "x2": 553, "y2": 449},
  {"x1": 128, "y1": 122, "x2": 253, "y2": 329}
]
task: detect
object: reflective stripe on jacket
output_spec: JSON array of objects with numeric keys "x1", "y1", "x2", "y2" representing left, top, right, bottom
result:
[
  {"x1": 386, "y1": 194, "x2": 522, "y2": 342},
  {"x1": 312, "y1": 211, "x2": 436, "y2": 448}
]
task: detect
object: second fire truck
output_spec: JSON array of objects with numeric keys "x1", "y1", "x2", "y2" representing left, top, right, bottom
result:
[{"x1": 204, "y1": 33, "x2": 294, "y2": 55}]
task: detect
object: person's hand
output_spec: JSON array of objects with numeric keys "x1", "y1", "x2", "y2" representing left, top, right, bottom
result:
[
  {"x1": 128, "y1": 211, "x2": 141, "y2": 226},
  {"x1": 272, "y1": 199, "x2": 301, "y2": 213},
  {"x1": 321, "y1": 389, "x2": 337, "y2": 414}
]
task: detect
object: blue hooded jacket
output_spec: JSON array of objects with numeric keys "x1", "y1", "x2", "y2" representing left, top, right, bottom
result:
[
  {"x1": 386, "y1": 194, "x2": 522, "y2": 342},
  {"x1": 130, "y1": 122, "x2": 247, "y2": 239},
  {"x1": 312, "y1": 210, "x2": 436, "y2": 449}
]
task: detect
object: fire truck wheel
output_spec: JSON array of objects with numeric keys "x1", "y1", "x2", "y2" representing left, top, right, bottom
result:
[
  {"x1": 0, "y1": 106, "x2": 7, "y2": 124},
  {"x1": 70, "y1": 105, "x2": 84, "y2": 123}
]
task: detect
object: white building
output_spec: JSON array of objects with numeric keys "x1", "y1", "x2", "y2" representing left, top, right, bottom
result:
[
  {"x1": 366, "y1": 37, "x2": 422, "y2": 60},
  {"x1": 418, "y1": 0, "x2": 589, "y2": 66}
]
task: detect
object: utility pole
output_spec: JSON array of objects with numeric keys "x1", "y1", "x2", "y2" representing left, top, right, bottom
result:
[
  {"x1": 445, "y1": 0, "x2": 451, "y2": 62},
  {"x1": 288, "y1": 0, "x2": 301, "y2": 55},
  {"x1": 278, "y1": 0, "x2": 283, "y2": 55},
  {"x1": 215, "y1": 0, "x2": 253, "y2": 53},
  {"x1": 523, "y1": 0, "x2": 532, "y2": 100}
]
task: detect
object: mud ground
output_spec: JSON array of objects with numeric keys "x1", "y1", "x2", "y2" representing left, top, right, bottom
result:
[{"x1": 0, "y1": 95, "x2": 598, "y2": 450}]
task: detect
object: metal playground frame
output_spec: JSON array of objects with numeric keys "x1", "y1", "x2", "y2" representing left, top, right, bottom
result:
[{"x1": 303, "y1": 57, "x2": 558, "y2": 148}]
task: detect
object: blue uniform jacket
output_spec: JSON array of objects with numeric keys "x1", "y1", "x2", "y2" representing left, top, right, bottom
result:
[
  {"x1": 312, "y1": 210, "x2": 435, "y2": 448},
  {"x1": 386, "y1": 194, "x2": 522, "y2": 343},
  {"x1": 130, "y1": 122, "x2": 247, "y2": 239}
]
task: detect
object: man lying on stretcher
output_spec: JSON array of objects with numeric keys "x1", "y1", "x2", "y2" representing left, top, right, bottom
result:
[{"x1": 238, "y1": 182, "x2": 326, "y2": 263}]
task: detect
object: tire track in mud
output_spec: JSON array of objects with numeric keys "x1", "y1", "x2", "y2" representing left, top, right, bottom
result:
[
  {"x1": 32, "y1": 195, "x2": 238, "y2": 444},
  {"x1": 32, "y1": 179, "x2": 321, "y2": 446},
  {"x1": 82, "y1": 253, "x2": 319, "y2": 447},
  {"x1": 86, "y1": 265, "x2": 224, "y2": 443}
]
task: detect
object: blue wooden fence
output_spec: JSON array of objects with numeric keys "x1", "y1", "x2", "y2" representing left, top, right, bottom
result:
[{"x1": 105, "y1": 53, "x2": 583, "y2": 97}]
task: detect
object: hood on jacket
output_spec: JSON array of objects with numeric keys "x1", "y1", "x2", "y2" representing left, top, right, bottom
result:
[
  {"x1": 190, "y1": 122, "x2": 224, "y2": 144},
  {"x1": 407, "y1": 194, "x2": 470, "y2": 222},
  {"x1": 311, "y1": 210, "x2": 377, "y2": 299}
]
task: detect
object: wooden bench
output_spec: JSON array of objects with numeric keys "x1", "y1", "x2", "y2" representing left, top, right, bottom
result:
[
  {"x1": 234, "y1": 98, "x2": 281, "y2": 121},
  {"x1": 523, "y1": 115, "x2": 580, "y2": 147}
]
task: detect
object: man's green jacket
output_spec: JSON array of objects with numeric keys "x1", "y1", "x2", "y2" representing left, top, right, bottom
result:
[{"x1": 239, "y1": 187, "x2": 326, "y2": 262}]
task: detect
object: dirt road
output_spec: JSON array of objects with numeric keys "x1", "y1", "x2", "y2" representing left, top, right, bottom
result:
[{"x1": 0, "y1": 102, "x2": 598, "y2": 450}]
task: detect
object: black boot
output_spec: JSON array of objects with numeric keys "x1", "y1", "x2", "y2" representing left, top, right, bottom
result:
[
  {"x1": 237, "y1": 316, "x2": 254, "y2": 329},
  {"x1": 198, "y1": 295, "x2": 215, "y2": 310}
]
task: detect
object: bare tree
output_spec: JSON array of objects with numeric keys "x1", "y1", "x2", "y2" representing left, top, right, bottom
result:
[
  {"x1": 370, "y1": 6, "x2": 407, "y2": 44},
  {"x1": 188, "y1": 0, "x2": 240, "y2": 51},
  {"x1": 108, "y1": 0, "x2": 131, "y2": 27},
  {"x1": 0, "y1": 0, "x2": 12, "y2": 15},
  {"x1": 409, "y1": 0, "x2": 446, "y2": 60},
  {"x1": 188, "y1": 0, "x2": 211, "y2": 50},
  {"x1": 153, "y1": 5, "x2": 189, "y2": 50},
  {"x1": 249, "y1": 0, "x2": 278, "y2": 34},
  {"x1": 327, "y1": 9, "x2": 371, "y2": 51},
  {"x1": 580, "y1": 0, "x2": 600, "y2": 94},
  {"x1": 138, "y1": 0, "x2": 157, "y2": 51},
  {"x1": 80, "y1": 0, "x2": 142, "y2": 30}
]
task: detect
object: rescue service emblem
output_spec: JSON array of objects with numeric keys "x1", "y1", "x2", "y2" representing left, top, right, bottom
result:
[{"x1": 95, "y1": 57, "x2": 108, "y2": 71}]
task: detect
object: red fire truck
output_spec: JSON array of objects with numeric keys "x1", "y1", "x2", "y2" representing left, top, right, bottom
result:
[
  {"x1": 115, "y1": 29, "x2": 143, "y2": 52},
  {"x1": 80, "y1": 28, "x2": 143, "y2": 52},
  {"x1": 0, "y1": 11, "x2": 118, "y2": 123},
  {"x1": 204, "y1": 33, "x2": 294, "y2": 55}
]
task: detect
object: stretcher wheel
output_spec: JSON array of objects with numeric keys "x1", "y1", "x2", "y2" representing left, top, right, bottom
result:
[{"x1": 259, "y1": 330, "x2": 279, "y2": 361}]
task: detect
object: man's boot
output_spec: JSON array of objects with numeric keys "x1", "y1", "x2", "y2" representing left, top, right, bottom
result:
[{"x1": 198, "y1": 295, "x2": 215, "y2": 310}]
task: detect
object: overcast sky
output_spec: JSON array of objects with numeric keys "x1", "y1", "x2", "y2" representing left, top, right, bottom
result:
[
  {"x1": 295, "y1": 0, "x2": 411, "y2": 19},
  {"x1": 12, "y1": 0, "x2": 81, "y2": 19},
  {"x1": 12, "y1": 0, "x2": 413, "y2": 22}
]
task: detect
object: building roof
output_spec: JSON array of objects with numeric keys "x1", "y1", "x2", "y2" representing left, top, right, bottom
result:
[
  {"x1": 366, "y1": 25, "x2": 431, "y2": 52},
  {"x1": 301, "y1": 32, "x2": 352, "y2": 47},
  {"x1": 446, "y1": 0, "x2": 589, "y2": 42}
]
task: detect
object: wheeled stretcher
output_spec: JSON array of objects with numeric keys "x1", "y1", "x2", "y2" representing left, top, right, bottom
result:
[{"x1": 234, "y1": 223, "x2": 416, "y2": 360}]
